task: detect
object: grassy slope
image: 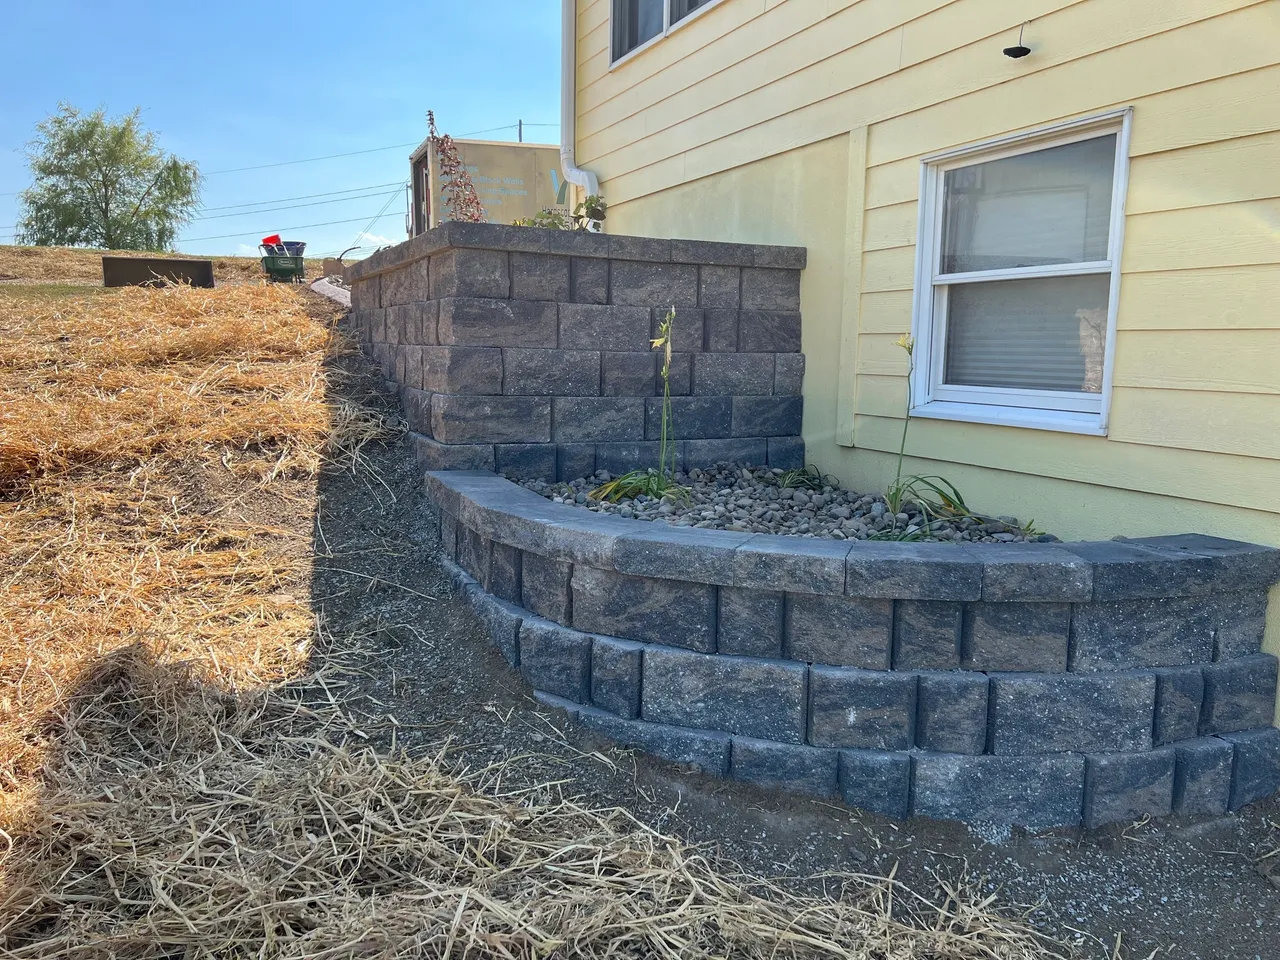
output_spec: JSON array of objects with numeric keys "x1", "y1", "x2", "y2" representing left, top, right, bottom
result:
[{"x1": 0, "y1": 243, "x2": 327, "y2": 285}]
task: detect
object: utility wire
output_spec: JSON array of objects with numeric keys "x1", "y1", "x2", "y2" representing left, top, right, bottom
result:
[
  {"x1": 179, "y1": 211, "x2": 403, "y2": 244},
  {"x1": 199, "y1": 180, "x2": 404, "y2": 211},
  {"x1": 192, "y1": 188, "x2": 401, "y2": 221},
  {"x1": 347, "y1": 181, "x2": 408, "y2": 251}
]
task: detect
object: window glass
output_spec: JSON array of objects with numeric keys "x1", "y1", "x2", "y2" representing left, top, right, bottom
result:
[
  {"x1": 671, "y1": 0, "x2": 712, "y2": 23},
  {"x1": 939, "y1": 135, "x2": 1116, "y2": 275},
  {"x1": 614, "y1": 0, "x2": 664, "y2": 59},
  {"x1": 943, "y1": 274, "x2": 1110, "y2": 393}
]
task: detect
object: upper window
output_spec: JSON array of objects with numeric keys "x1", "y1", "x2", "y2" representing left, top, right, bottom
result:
[
  {"x1": 612, "y1": 0, "x2": 722, "y2": 63},
  {"x1": 910, "y1": 111, "x2": 1132, "y2": 435}
]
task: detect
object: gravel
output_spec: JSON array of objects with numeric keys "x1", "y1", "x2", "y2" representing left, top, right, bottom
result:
[{"x1": 516, "y1": 463, "x2": 1059, "y2": 544}]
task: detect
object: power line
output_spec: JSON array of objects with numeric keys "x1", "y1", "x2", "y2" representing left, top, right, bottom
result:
[
  {"x1": 193, "y1": 188, "x2": 401, "y2": 222},
  {"x1": 179, "y1": 211, "x2": 404, "y2": 244},
  {"x1": 199, "y1": 180, "x2": 404, "y2": 212},
  {"x1": 348, "y1": 181, "x2": 408, "y2": 251}
]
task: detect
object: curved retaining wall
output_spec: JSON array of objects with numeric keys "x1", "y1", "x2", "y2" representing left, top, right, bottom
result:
[{"x1": 426, "y1": 470, "x2": 1280, "y2": 831}]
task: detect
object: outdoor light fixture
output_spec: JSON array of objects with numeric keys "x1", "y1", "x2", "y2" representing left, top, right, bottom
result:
[{"x1": 1004, "y1": 22, "x2": 1031, "y2": 58}]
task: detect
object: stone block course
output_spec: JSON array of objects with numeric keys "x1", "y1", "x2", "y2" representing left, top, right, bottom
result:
[
  {"x1": 556, "y1": 443, "x2": 596, "y2": 481},
  {"x1": 1221, "y1": 728, "x2": 1280, "y2": 811},
  {"x1": 642, "y1": 647, "x2": 808, "y2": 743},
  {"x1": 494, "y1": 444, "x2": 558, "y2": 481},
  {"x1": 1173, "y1": 737, "x2": 1234, "y2": 816},
  {"x1": 510, "y1": 252, "x2": 570, "y2": 302},
  {"x1": 350, "y1": 276, "x2": 378, "y2": 311},
  {"x1": 381, "y1": 259, "x2": 430, "y2": 305},
  {"x1": 1070, "y1": 595, "x2": 1217, "y2": 672},
  {"x1": 774, "y1": 354, "x2": 805, "y2": 395},
  {"x1": 1084, "y1": 749, "x2": 1176, "y2": 828},
  {"x1": 488, "y1": 542, "x2": 522, "y2": 604},
  {"x1": 1200, "y1": 654, "x2": 1278, "y2": 735},
  {"x1": 731, "y1": 737, "x2": 838, "y2": 798},
  {"x1": 457, "y1": 525, "x2": 491, "y2": 586},
  {"x1": 647, "y1": 396, "x2": 731, "y2": 440},
  {"x1": 521, "y1": 552, "x2": 573, "y2": 625},
  {"x1": 684, "y1": 438, "x2": 768, "y2": 468},
  {"x1": 839, "y1": 750, "x2": 912, "y2": 819},
  {"x1": 989, "y1": 672, "x2": 1155, "y2": 755},
  {"x1": 912, "y1": 754, "x2": 1087, "y2": 830},
  {"x1": 703, "y1": 309, "x2": 740, "y2": 351},
  {"x1": 698, "y1": 265, "x2": 741, "y2": 308},
  {"x1": 740, "y1": 267, "x2": 801, "y2": 311},
  {"x1": 420, "y1": 345, "x2": 503, "y2": 395},
  {"x1": 980, "y1": 546, "x2": 1093, "y2": 602},
  {"x1": 502, "y1": 348, "x2": 601, "y2": 397},
  {"x1": 571, "y1": 566, "x2": 717, "y2": 651},
  {"x1": 431, "y1": 395, "x2": 551, "y2": 444},
  {"x1": 718, "y1": 588, "x2": 784, "y2": 658},
  {"x1": 610, "y1": 260, "x2": 698, "y2": 307},
  {"x1": 518, "y1": 619, "x2": 591, "y2": 703},
  {"x1": 552, "y1": 397, "x2": 645, "y2": 443},
  {"x1": 893, "y1": 600, "x2": 963, "y2": 670},
  {"x1": 612, "y1": 525, "x2": 752, "y2": 586},
  {"x1": 571, "y1": 257, "x2": 609, "y2": 304},
  {"x1": 963, "y1": 602, "x2": 1070, "y2": 672},
  {"x1": 601, "y1": 352, "x2": 658, "y2": 396},
  {"x1": 559, "y1": 304, "x2": 652, "y2": 351},
  {"x1": 1152, "y1": 666, "x2": 1205, "y2": 745},
  {"x1": 591, "y1": 636, "x2": 644, "y2": 719},
  {"x1": 735, "y1": 536, "x2": 852, "y2": 595},
  {"x1": 410, "y1": 434, "x2": 496, "y2": 472},
  {"x1": 693, "y1": 353, "x2": 775, "y2": 396},
  {"x1": 738, "y1": 311, "x2": 801, "y2": 353},
  {"x1": 807, "y1": 667, "x2": 917, "y2": 750},
  {"x1": 784, "y1": 594, "x2": 893, "y2": 669},
  {"x1": 431, "y1": 247, "x2": 509, "y2": 299},
  {"x1": 596, "y1": 441, "x2": 671, "y2": 475},
  {"x1": 846, "y1": 544, "x2": 983, "y2": 601},
  {"x1": 576, "y1": 706, "x2": 731, "y2": 774},
  {"x1": 1211, "y1": 591, "x2": 1269, "y2": 661},
  {"x1": 656, "y1": 307, "x2": 704, "y2": 353},
  {"x1": 401, "y1": 386, "x2": 434, "y2": 435},
  {"x1": 915, "y1": 672, "x2": 990, "y2": 755},
  {"x1": 438, "y1": 298, "x2": 557, "y2": 348},
  {"x1": 767, "y1": 437, "x2": 806, "y2": 470},
  {"x1": 731, "y1": 396, "x2": 803, "y2": 437}
]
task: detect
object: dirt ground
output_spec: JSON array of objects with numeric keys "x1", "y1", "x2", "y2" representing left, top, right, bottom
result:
[{"x1": 312, "y1": 296, "x2": 1280, "y2": 960}]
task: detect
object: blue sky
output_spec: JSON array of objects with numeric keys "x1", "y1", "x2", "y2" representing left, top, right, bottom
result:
[{"x1": 0, "y1": 0, "x2": 562, "y2": 259}]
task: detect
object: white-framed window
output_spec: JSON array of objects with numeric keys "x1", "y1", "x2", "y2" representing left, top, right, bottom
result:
[
  {"x1": 611, "y1": 0, "x2": 723, "y2": 65},
  {"x1": 909, "y1": 109, "x2": 1133, "y2": 436}
]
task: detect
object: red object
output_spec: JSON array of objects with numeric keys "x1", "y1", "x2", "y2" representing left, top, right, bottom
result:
[{"x1": 261, "y1": 234, "x2": 282, "y2": 246}]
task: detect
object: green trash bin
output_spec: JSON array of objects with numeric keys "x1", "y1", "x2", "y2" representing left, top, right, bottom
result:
[{"x1": 260, "y1": 242, "x2": 307, "y2": 283}]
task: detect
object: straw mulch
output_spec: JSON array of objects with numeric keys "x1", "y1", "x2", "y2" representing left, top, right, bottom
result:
[
  {"x1": 0, "y1": 244, "x2": 325, "y2": 286},
  {"x1": 0, "y1": 278, "x2": 1070, "y2": 958}
]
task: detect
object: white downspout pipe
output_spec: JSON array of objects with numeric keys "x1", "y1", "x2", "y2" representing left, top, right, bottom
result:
[{"x1": 561, "y1": 0, "x2": 600, "y2": 198}]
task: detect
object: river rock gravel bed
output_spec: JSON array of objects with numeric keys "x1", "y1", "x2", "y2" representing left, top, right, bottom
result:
[{"x1": 516, "y1": 463, "x2": 1059, "y2": 544}]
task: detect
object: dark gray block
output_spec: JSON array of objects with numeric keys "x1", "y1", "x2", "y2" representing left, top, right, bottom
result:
[
  {"x1": 518, "y1": 619, "x2": 591, "y2": 703},
  {"x1": 430, "y1": 247, "x2": 509, "y2": 299},
  {"x1": 774, "y1": 354, "x2": 805, "y2": 395},
  {"x1": 1222, "y1": 728, "x2": 1280, "y2": 811},
  {"x1": 698, "y1": 265, "x2": 741, "y2": 308},
  {"x1": 693, "y1": 353, "x2": 775, "y2": 396},
  {"x1": 439, "y1": 511, "x2": 458, "y2": 560},
  {"x1": 767, "y1": 437, "x2": 805, "y2": 471},
  {"x1": 718, "y1": 588, "x2": 784, "y2": 658},
  {"x1": 912, "y1": 754, "x2": 1087, "y2": 830},
  {"x1": 839, "y1": 750, "x2": 911, "y2": 819},
  {"x1": 612, "y1": 525, "x2": 753, "y2": 586},
  {"x1": 521, "y1": 552, "x2": 573, "y2": 625},
  {"x1": 893, "y1": 600, "x2": 963, "y2": 670},
  {"x1": 1173, "y1": 737, "x2": 1234, "y2": 816},
  {"x1": 668, "y1": 353, "x2": 693, "y2": 396},
  {"x1": 438, "y1": 297, "x2": 557, "y2": 347},
  {"x1": 557, "y1": 443, "x2": 596, "y2": 481},
  {"x1": 642, "y1": 646, "x2": 808, "y2": 743},
  {"x1": 468, "y1": 585, "x2": 524, "y2": 666},
  {"x1": 979, "y1": 545, "x2": 1093, "y2": 602},
  {"x1": 488, "y1": 541, "x2": 523, "y2": 604},
  {"x1": 989, "y1": 672, "x2": 1156, "y2": 755},
  {"x1": 784, "y1": 594, "x2": 893, "y2": 669},
  {"x1": 731, "y1": 737, "x2": 838, "y2": 798},
  {"x1": 380, "y1": 261, "x2": 430, "y2": 304},
  {"x1": 1084, "y1": 749, "x2": 1176, "y2": 829},
  {"x1": 846, "y1": 543, "x2": 984, "y2": 601},
  {"x1": 552, "y1": 397, "x2": 645, "y2": 442},
  {"x1": 602, "y1": 352, "x2": 658, "y2": 396},
  {"x1": 655, "y1": 306, "x2": 704, "y2": 353},
  {"x1": 734, "y1": 536, "x2": 852, "y2": 595},
  {"x1": 457, "y1": 525, "x2": 491, "y2": 586},
  {"x1": 731, "y1": 396, "x2": 803, "y2": 437},
  {"x1": 495, "y1": 443, "x2": 557, "y2": 482},
  {"x1": 1212, "y1": 591, "x2": 1269, "y2": 661},
  {"x1": 740, "y1": 267, "x2": 801, "y2": 311},
  {"x1": 502, "y1": 348, "x2": 601, "y2": 396},
  {"x1": 646, "y1": 396, "x2": 732, "y2": 440},
  {"x1": 431, "y1": 395, "x2": 552, "y2": 444},
  {"x1": 533, "y1": 691, "x2": 584, "y2": 718},
  {"x1": 1062, "y1": 536, "x2": 1280, "y2": 600},
  {"x1": 401, "y1": 386, "x2": 434, "y2": 434},
  {"x1": 350, "y1": 276, "x2": 378, "y2": 310},
  {"x1": 1070, "y1": 595, "x2": 1217, "y2": 672},
  {"x1": 591, "y1": 636, "x2": 644, "y2": 719},
  {"x1": 596, "y1": 441, "x2": 668, "y2": 475},
  {"x1": 509, "y1": 252, "x2": 570, "y2": 301},
  {"x1": 571, "y1": 566, "x2": 717, "y2": 651},
  {"x1": 575, "y1": 706, "x2": 731, "y2": 774},
  {"x1": 571, "y1": 256, "x2": 609, "y2": 304},
  {"x1": 1153, "y1": 665, "x2": 1205, "y2": 745},
  {"x1": 684, "y1": 438, "x2": 768, "y2": 468},
  {"x1": 610, "y1": 260, "x2": 698, "y2": 307},
  {"x1": 558, "y1": 304, "x2": 652, "y2": 351},
  {"x1": 963, "y1": 602, "x2": 1070, "y2": 672},
  {"x1": 738, "y1": 311, "x2": 801, "y2": 352},
  {"x1": 703, "y1": 309, "x2": 740, "y2": 351},
  {"x1": 916, "y1": 672, "x2": 990, "y2": 755},
  {"x1": 610, "y1": 235, "x2": 671, "y2": 261},
  {"x1": 808, "y1": 666, "x2": 917, "y2": 749},
  {"x1": 1200, "y1": 654, "x2": 1278, "y2": 735}
]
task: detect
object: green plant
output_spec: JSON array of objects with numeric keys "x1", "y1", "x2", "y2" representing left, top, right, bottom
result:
[
  {"x1": 767, "y1": 464, "x2": 839, "y2": 492},
  {"x1": 513, "y1": 195, "x2": 608, "y2": 231},
  {"x1": 592, "y1": 308, "x2": 686, "y2": 504}
]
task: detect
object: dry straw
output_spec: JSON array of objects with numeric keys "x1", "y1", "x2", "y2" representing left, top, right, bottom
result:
[{"x1": 0, "y1": 276, "x2": 1068, "y2": 958}]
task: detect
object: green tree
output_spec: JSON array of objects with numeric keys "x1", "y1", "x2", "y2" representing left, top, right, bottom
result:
[{"x1": 15, "y1": 104, "x2": 201, "y2": 251}]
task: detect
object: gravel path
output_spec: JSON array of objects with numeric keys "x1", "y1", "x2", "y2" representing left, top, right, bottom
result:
[{"x1": 519, "y1": 463, "x2": 1059, "y2": 543}]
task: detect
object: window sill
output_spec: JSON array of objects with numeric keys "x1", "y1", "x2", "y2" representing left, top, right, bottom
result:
[{"x1": 908, "y1": 399, "x2": 1107, "y2": 437}]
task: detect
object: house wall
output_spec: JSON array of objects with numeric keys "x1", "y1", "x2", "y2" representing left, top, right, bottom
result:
[{"x1": 573, "y1": 0, "x2": 1280, "y2": 680}]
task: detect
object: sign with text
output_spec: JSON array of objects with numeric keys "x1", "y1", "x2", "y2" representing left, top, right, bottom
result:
[{"x1": 411, "y1": 139, "x2": 566, "y2": 234}]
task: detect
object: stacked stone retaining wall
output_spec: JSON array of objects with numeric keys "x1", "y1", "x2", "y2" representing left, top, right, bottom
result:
[
  {"x1": 345, "y1": 222, "x2": 808, "y2": 480},
  {"x1": 426, "y1": 470, "x2": 1280, "y2": 831}
]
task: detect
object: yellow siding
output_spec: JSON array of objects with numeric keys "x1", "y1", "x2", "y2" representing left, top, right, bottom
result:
[{"x1": 576, "y1": 0, "x2": 1280, "y2": 687}]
